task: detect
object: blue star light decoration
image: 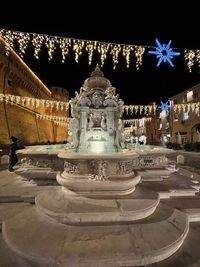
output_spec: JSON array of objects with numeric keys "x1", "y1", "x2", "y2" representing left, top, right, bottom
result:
[
  {"x1": 159, "y1": 101, "x2": 170, "y2": 112},
  {"x1": 148, "y1": 39, "x2": 180, "y2": 67}
]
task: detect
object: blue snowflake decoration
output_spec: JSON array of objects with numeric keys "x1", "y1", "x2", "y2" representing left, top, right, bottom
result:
[
  {"x1": 159, "y1": 101, "x2": 170, "y2": 112},
  {"x1": 148, "y1": 39, "x2": 180, "y2": 67}
]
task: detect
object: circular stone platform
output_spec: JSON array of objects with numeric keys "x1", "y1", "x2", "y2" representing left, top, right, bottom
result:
[
  {"x1": 2, "y1": 203, "x2": 189, "y2": 267},
  {"x1": 35, "y1": 187, "x2": 160, "y2": 225}
]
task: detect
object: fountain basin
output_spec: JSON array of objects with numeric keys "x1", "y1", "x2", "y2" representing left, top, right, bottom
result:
[{"x1": 57, "y1": 150, "x2": 141, "y2": 196}]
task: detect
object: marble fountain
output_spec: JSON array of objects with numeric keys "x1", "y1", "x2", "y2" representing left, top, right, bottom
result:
[{"x1": 2, "y1": 66, "x2": 189, "y2": 267}]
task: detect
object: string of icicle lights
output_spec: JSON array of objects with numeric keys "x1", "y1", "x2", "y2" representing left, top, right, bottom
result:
[
  {"x1": 1, "y1": 28, "x2": 199, "y2": 71},
  {"x1": 1, "y1": 93, "x2": 200, "y2": 116}
]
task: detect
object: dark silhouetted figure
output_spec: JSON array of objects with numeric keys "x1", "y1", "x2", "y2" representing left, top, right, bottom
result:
[{"x1": 8, "y1": 136, "x2": 22, "y2": 172}]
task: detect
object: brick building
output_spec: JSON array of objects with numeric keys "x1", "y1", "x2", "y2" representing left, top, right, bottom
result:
[{"x1": 0, "y1": 37, "x2": 69, "y2": 146}]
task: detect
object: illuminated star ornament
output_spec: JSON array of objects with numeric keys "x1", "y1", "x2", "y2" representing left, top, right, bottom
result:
[
  {"x1": 148, "y1": 39, "x2": 180, "y2": 67},
  {"x1": 159, "y1": 101, "x2": 170, "y2": 112}
]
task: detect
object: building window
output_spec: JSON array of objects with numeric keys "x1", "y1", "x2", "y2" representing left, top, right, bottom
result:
[
  {"x1": 187, "y1": 91, "x2": 193, "y2": 102},
  {"x1": 174, "y1": 112, "x2": 179, "y2": 121},
  {"x1": 181, "y1": 135, "x2": 187, "y2": 144},
  {"x1": 173, "y1": 99, "x2": 177, "y2": 104},
  {"x1": 193, "y1": 91, "x2": 198, "y2": 99},
  {"x1": 183, "y1": 95, "x2": 187, "y2": 103},
  {"x1": 183, "y1": 112, "x2": 189, "y2": 121},
  {"x1": 7, "y1": 79, "x2": 12, "y2": 86}
]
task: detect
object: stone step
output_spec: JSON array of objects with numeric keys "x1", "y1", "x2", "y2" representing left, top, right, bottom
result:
[{"x1": 2, "y1": 204, "x2": 189, "y2": 267}]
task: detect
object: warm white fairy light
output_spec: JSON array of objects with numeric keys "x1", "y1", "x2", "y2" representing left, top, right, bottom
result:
[
  {"x1": 73, "y1": 40, "x2": 85, "y2": 63},
  {"x1": 124, "y1": 117, "x2": 152, "y2": 125},
  {"x1": 122, "y1": 46, "x2": 134, "y2": 68},
  {"x1": 45, "y1": 36, "x2": 57, "y2": 60},
  {"x1": 123, "y1": 104, "x2": 157, "y2": 115},
  {"x1": 16, "y1": 96, "x2": 21, "y2": 104},
  {"x1": 173, "y1": 102, "x2": 200, "y2": 115},
  {"x1": 134, "y1": 46, "x2": 145, "y2": 70},
  {"x1": 85, "y1": 41, "x2": 97, "y2": 65},
  {"x1": 195, "y1": 50, "x2": 200, "y2": 69},
  {"x1": 32, "y1": 34, "x2": 45, "y2": 59},
  {"x1": 0, "y1": 30, "x2": 15, "y2": 48},
  {"x1": 57, "y1": 38, "x2": 71, "y2": 63},
  {"x1": 0, "y1": 30, "x2": 16, "y2": 56},
  {"x1": 36, "y1": 114, "x2": 69, "y2": 126},
  {"x1": 110, "y1": 44, "x2": 121, "y2": 69},
  {"x1": 97, "y1": 43, "x2": 110, "y2": 67},
  {"x1": 17, "y1": 32, "x2": 30, "y2": 58},
  {"x1": 0, "y1": 93, "x2": 69, "y2": 111},
  {"x1": 184, "y1": 50, "x2": 195, "y2": 72}
]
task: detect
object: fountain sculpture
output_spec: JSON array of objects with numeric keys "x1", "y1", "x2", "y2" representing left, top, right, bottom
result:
[{"x1": 2, "y1": 66, "x2": 189, "y2": 267}]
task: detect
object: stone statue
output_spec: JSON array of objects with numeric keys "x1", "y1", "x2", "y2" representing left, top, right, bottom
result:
[
  {"x1": 69, "y1": 118, "x2": 80, "y2": 148},
  {"x1": 88, "y1": 113, "x2": 94, "y2": 129},
  {"x1": 105, "y1": 87, "x2": 116, "y2": 99},
  {"x1": 91, "y1": 92, "x2": 103, "y2": 108}
]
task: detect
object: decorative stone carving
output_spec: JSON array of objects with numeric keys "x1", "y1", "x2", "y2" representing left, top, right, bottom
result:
[
  {"x1": 21, "y1": 157, "x2": 63, "y2": 170},
  {"x1": 64, "y1": 161, "x2": 80, "y2": 174},
  {"x1": 132, "y1": 155, "x2": 168, "y2": 168},
  {"x1": 90, "y1": 92, "x2": 104, "y2": 108},
  {"x1": 117, "y1": 161, "x2": 133, "y2": 174},
  {"x1": 89, "y1": 160, "x2": 108, "y2": 181},
  {"x1": 77, "y1": 96, "x2": 91, "y2": 107},
  {"x1": 105, "y1": 86, "x2": 116, "y2": 99}
]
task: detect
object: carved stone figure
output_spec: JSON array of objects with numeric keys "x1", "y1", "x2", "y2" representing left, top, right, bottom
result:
[
  {"x1": 77, "y1": 96, "x2": 91, "y2": 107},
  {"x1": 90, "y1": 160, "x2": 108, "y2": 181},
  {"x1": 105, "y1": 87, "x2": 116, "y2": 99},
  {"x1": 88, "y1": 113, "x2": 94, "y2": 129},
  {"x1": 69, "y1": 118, "x2": 79, "y2": 148},
  {"x1": 91, "y1": 92, "x2": 103, "y2": 108}
]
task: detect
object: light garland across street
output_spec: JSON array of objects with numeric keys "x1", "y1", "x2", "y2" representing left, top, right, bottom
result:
[{"x1": 1, "y1": 28, "x2": 199, "y2": 71}]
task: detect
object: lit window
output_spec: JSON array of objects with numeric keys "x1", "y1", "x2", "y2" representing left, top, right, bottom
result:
[
  {"x1": 187, "y1": 91, "x2": 193, "y2": 102},
  {"x1": 183, "y1": 112, "x2": 189, "y2": 121}
]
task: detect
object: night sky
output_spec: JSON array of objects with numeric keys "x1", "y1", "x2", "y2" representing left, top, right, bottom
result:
[{"x1": 1, "y1": 8, "x2": 200, "y2": 105}]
